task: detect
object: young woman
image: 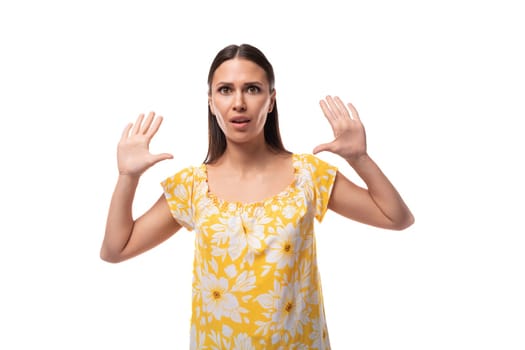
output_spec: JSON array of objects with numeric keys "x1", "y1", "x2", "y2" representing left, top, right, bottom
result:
[{"x1": 101, "y1": 43, "x2": 414, "y2": 349}]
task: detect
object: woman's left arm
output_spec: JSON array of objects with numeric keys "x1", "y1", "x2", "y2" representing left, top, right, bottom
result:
[{"x1": 313, "y1": 96, "x2": 414, "y2": 230}]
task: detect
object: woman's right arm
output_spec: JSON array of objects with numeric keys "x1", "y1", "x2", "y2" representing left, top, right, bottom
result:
[{"x1": 100, "y1": 112, "x2": 180, "y2": 263}]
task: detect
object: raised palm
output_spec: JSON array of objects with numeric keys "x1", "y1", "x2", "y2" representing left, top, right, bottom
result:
[
  {"x1": 313, "y1": 96, "x2": 367, "y2": 162},
  {"x1": 117, "y1": 112, "x2": 173, "y2": 176}
]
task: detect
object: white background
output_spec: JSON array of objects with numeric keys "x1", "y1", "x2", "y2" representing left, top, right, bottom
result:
[{"x1": 1, "y1": 0, "x2": 524, "y2": 349}]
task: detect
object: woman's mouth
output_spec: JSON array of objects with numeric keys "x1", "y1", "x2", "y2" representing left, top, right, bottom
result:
[{"x1": 231, "y1": 117, "x2": 251, "y2": 128}]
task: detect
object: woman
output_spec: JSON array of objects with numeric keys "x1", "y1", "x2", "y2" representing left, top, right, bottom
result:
[{"x1": 101, "y1": 43, "x2": 414, "y2": 349}]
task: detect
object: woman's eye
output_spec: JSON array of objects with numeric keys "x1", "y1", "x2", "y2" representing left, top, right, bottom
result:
[
  {"x1": 247, "y1": 86, "x2": 260, "y2": 94},
  {"x1": 219, "y1": 86, "x2": 231, "y2": 94}
]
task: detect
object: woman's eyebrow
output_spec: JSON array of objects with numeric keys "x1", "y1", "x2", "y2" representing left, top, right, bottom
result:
[
  {"x1": 243, "y1": 81, "x2": 264, "y2": 86},
  {"x1": 214, "y1": 81, "x2": 264, "y2": 86}
]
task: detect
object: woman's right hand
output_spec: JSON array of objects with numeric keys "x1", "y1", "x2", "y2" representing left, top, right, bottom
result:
[{"x1": 117, "y1": 111, "x2": 173, "y2": 177}]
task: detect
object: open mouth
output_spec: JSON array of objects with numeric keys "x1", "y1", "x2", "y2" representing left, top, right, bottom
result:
[{"x1": 231, "y1": 117, "x2": 251, "y2": 125}]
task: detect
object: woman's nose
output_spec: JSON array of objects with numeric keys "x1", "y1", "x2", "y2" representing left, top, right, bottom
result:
[{"x1": 233, "y1": 92, "x2": 246, "y2": 112}]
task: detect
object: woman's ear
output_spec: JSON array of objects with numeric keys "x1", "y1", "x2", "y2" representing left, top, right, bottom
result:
[
  {"x1": 269, "y1": 90, "x2": 276, "y2": 113},
  {"x1": 208, "y1": 97, "x2": 215, "y2": 115}
]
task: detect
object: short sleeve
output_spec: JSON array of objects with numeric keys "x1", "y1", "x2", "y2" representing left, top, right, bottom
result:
[
  {"x1": 160, "y1": 167, "x2": 195, "y2": 231},
  {"x1": 306, "y1": 154, "x2": 337, "y2": 222}
]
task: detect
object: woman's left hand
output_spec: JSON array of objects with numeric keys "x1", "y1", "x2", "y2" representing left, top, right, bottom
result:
[{"x1": 313, "y1": 95, "x2": 367, "y2": 162}]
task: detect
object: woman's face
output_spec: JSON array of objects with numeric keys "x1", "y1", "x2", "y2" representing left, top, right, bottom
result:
[{"x1": 209, "y1": 58, "x2": 275, "y2": 145}]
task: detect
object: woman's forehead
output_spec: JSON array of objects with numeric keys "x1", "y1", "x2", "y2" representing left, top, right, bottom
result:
[{"x1": 212, "y1": 58, "x2": 267, "y2": 85}]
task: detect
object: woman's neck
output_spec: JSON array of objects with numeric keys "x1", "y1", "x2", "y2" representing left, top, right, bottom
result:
[{"x1": 214, "y1": 141, "x2": 279, "y2": 174}]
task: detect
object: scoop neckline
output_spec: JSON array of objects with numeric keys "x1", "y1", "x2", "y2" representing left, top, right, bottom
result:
[{"x1": 200, "y1": 153, "x2": 300, "y2": 208}]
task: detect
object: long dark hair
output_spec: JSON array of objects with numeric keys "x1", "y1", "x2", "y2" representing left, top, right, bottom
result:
[{"x1": 204, "y1": 44, "x2": 289, "y2": 164}]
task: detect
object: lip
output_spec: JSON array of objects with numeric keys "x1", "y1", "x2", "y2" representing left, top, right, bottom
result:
[
  {"x1": 230, "y1": 115, "x2": 251, "y2": 123},
  {"x1": 230, "y1": 115, "x2": 251, "y2": 130}
]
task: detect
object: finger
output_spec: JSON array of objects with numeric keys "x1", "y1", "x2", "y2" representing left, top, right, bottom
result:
[
  {"x1": 141, "y1": 111, "x2": 155, "y2": 134},
  {"x1": 320, "y1": 100, "x2": 336, "y2": 122},
  {"x1": 319, "y1": 100, "x2": 339, "y2": 134},
  {"x1": 151, "y1": 153, "x2": 174, "y2": 164},
  {"x1": 120, "y1": 122, "x2": 133, "y2": 142},
  {"x1": 322, "y1": 96, "x2": 337, "y2": 120},
  {"x1": 326, "y1": 95, "x2": 346, "y2": 120},
  {"x1": 131, "y1": 113, "x2": 145, "y2": 135},
  {"x1": 347, "y1": 103, "x2": 361, "y2": 122},
  {"x1": 312, "y1": 142, "x2": 334, "y2": 155},
  {"x1": 145, "y1": 115, "x2": 164, "y2": 138},
  {"x1": 334, "y1": 96, "x2": 352, "y2": 119}
]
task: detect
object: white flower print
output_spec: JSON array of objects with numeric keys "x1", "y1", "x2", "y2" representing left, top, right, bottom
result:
[
  {"x1": 210, "y1": 213, "x2": 273, "y2": 264},
  {"x1": 272, "y1": 281, "x2": 308, "y2": 338},
  {"x1": 232, "y1": 333, "x2": 257, "y2": 350},
  {"x1": 309, "y1": 280, "x2": 330, "y2": 349},
  {"x1": 240, "y1": 213, "x2": 274, "y2": 265},
  {"x1": 241, "y1": 212, "x2": 272, "y2": 253},
  {"x1": 231, "y1": 270, "x2": 256, "y2": 293},
  {"x1": 254, "y1": 279, "x2": 308, "y2": 341},
  {"x1": 208, "y1": 329, "x2": 230, "y2": 350},
  {"x1": 211, "y1": 216, "x2": 242, "y2": 245},
  {"x1": 173, "y1": 183, "x2": 189, "y2": 203},
  {"x1": 266, "y1": 223, "x2": 300, "y2": 269},
  {"x1": 201, "y1": 273, "x2": 241, "y2": 322},
  {"x1": 161, "y1": 154, "x2": 337, "y2": 348},
  {"x1": 282, "y1": 205, "x2": 297, "y2": 219},
  {"x1": 196, "y1": 196, "x2": 219, "y2": 224},
  {"x1": 297, "y1": 259, "x2": 315, "y2": 297},
  {"x1": 255, "y1": 280, "x2": 282, "y2": 336},
  {"x1": 310, "y1": 312, "x2": 330, "y2": 350},
  {"x1": 164, "y1": 181, "x2": 193, "y2": 228},
  {"x1": 210, "y1": 216, "x2": 245, "y2": 260}
]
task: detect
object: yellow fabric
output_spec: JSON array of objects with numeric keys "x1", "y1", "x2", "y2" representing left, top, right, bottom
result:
[{"x1": 162, "y1": 153, "x2": 337, "y2": 349}]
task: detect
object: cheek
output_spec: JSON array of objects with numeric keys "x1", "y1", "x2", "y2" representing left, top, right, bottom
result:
[
  {"x1": 209, "y1": 101, "x2": 219, "y2": 118},
  {"x1": 211, "y1": 98, "x2": 227, "y2": 116},
  {"x1": 212, "y1": 109, "x2": 227, "y2": 130},
  {"x1": 258, "y1": 100, "x2": 272, "y2": 118}
]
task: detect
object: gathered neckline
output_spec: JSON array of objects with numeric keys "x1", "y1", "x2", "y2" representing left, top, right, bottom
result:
[{"x1": 198, "y1": 153, "x2": 301, "y2": 209}]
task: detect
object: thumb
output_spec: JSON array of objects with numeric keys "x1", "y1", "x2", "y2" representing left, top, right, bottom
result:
[
  {"x1": 151, "y1": 153, "x2": 174, "y2": 164},
  {"x1": 312, "y1": 142, "x2": 334, "y2": 155}
]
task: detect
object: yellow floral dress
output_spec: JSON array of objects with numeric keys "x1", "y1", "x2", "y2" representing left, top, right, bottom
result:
[{"x1": 161, "y1": 153, "x2": 337, "y2": 349}]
